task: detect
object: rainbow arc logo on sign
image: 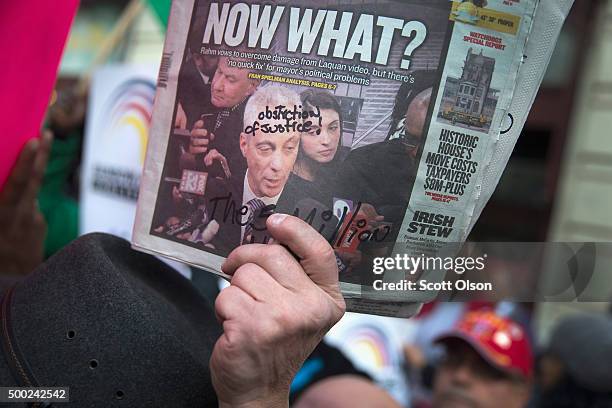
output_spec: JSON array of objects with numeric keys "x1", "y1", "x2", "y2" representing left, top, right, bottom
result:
[
  {"x1": 100, "y1": 79, "x2": 156, "y2": 165},
  {"x1": 344, "y1": 324, "x2": 394, "y2": 369}
]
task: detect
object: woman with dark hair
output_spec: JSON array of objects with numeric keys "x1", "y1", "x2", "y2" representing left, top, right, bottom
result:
[
  {"x1": 294, "y1": 90, "x2": 344, "y2": 179},
  {"x1": 284, "y1": 89, "x2": 345, "y2": 208}
]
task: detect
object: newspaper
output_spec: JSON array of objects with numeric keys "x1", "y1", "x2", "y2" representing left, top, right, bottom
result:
[{"x1": 133, "y1": 0, "x2": 572, "y2": 317}]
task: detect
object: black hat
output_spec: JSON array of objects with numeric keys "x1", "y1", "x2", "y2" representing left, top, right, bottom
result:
[{"x1": 0, "y1": 233, "x2": 221, "y2": 407}]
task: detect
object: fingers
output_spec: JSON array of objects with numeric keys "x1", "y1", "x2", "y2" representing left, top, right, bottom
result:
[
  {"x1": 172, "y1": 186, "x2": 184, "y2": 201},
  {"x1": 190, "y1": 126, "x2": 211, "y2": 154},
  {"x1": 193, "y1": 120, "x2": 215, "y2": 138},
  {"x1": 21, "y1": 130, "x2": 52, "y2": 206},
  {"x1": 204, "y1": 149, "x2": 219, "y2": 167},
  {"x1": 230, "y1": 263, "x2": 288, "y2": 301},
  {"x1": 223, "y1": 244, "x2": 304, "y2": 291},
  {"x1": 358, "y1": 203, "x2": 384, "y2": 222},
  {"x1": 265, "y1": 214, "x2": 341, "y2": 302},
  {"x1": 190, "y1": 146, "x2": 208, "y2": 155},
  {"x1": 191, "y1": 128, "x2": 210, "y2": 140},
  {"x1": 204, "y1": 150, "x2": 231, "y2": 178},
  {"x1": 204, "y1": 154, "x2": 213, "y2": 167},
  {"x1": 0, "y1": 139, "x2": 39, "y2": 204},
  {"x1": 175, "y1": 103, "x2": 187, "y2": 129},
  {"x1": 215, "y1": 284, "x2": 255, "y2": 323},
  {"x1": 219, "y1": 154, "x2": 231, "y2": 179}
]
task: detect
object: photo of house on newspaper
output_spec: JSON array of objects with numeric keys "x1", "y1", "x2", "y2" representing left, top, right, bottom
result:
[{"x1": 437, "y1": 47, "x2": 499, "y2": 133}]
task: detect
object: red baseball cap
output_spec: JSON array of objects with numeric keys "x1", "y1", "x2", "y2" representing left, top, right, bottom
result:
[{"x1": 434, "y1": 310, "x2": 533, "y2": 379}]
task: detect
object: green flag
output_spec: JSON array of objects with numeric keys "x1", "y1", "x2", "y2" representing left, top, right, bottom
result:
[{"x1": 147, "y1": 0, "x2": 171, "y2": 29}]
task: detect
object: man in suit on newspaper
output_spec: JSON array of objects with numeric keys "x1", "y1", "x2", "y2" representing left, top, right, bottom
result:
[
  {"x1": 155, "y1": 55, "x2": 263, "y2": 232},
  {"x1": 201, "y1": 85, "x2": 303, "y2": 255},
  {"x1": 180, "y1": 55, "x2": 262, "y2": 182}
]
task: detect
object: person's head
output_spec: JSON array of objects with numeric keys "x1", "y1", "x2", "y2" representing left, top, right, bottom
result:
[
  {"x1": 538, "y1": 313, "x2": 612, "y2": 403},
  {"x1": 188, "y1": 30, "x2": 219, "y2": 78},
  {"x1": 404, "y1": 87, "x2": 432, "y2": 144},
  {"x1": 388, "y1": 71, "x2": 437, "y2": 156},
  {"x1": 211, "y1": 56, "x2": 260, "y2": 108},
  {"x1": 299, "y1": 89, "x2": 343, "y2": 165},
  {"x1": 432, "y1": 310, "x2": 533, "y2": 408},
  {"x1": 241, "y1": 85, "x2": 301, "y2": 198},
  {"x1": 294, "y1": 375, "x2": 400, "y2": 408},
  {"x1": 193, "y1": 53, "x2": 219, "y2": 78}
]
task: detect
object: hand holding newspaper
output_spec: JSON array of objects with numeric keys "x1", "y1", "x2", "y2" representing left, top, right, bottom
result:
[{"x1": 133, "y1": 0, "x2": 573, "y2": 317}]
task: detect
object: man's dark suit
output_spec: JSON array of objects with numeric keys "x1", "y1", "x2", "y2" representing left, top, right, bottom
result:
[
  {"x1": 177, "y1": 58, "x2": 213, "y2": 128},
  {"x1": 202, "y1": 176, "x2": 244, "y2": 256},
  {"x1": 203, "y1": 173, "x2": 303, "y2": 256},
  {"x1": 208, "y1": 97, "x2": 249, "y2": 182},
  {"x1": 178, "y1": 86, "x2": 249, "y2": 183}
]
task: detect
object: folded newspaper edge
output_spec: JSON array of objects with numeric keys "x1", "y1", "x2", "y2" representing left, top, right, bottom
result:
[{"x1": 132, "y1": 0, "x2": 573, "y2": 317}]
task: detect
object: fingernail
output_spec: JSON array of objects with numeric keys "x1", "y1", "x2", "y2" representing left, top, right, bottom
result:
[{"x1": 269, "y1": 213, "x2": 287, "y2": 226}]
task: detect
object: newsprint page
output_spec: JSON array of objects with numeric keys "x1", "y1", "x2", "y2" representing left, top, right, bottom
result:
[{"x1": 133, "y1": 0, "x2": 556, "y2": 316}]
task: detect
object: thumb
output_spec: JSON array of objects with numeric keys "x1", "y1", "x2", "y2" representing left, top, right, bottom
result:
[{"x1": 266, "y1": 214, "x2": 344, "y2": 307}]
